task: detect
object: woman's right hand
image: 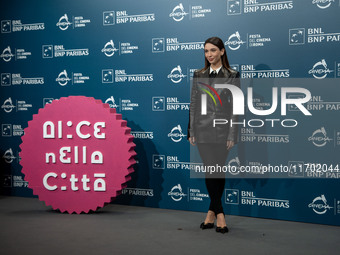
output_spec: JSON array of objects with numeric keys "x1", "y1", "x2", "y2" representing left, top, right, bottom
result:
[{"x1": 189, "y1": 137, "x2": 196, "y2": 146}]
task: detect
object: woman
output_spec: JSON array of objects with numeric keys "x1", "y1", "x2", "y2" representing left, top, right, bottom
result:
[{"x1": 188, "y1": 37, "x2": 240, "y2": 234}]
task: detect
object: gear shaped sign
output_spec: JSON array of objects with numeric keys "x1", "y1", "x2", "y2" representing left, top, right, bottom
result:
[{"x1": 20, "y1": 96, "x2": 136, "y2": 214}]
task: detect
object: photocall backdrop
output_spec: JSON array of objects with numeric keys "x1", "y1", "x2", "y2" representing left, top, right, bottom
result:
[{"x1": 1, "y1": 0, "x2": 340, "y2": 225}]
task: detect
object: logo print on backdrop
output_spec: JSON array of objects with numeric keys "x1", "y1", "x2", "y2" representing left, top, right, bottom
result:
[
  {"x1": 102, "y1": 40, "x2": 119, "y2": 57},
  {"x1": 153, "y1": 155, "x2": 165, "y2": 169},
  {"x1": 288, "y1": 161, "x2": 305, "y2": 177},
  {"x1": 225, "y1": 32, "x2": 246, "y2": 50},
  {"x1": 43, "y1": 98, "x2": 54, "y2": 106},
  {"x1": 308, "y1": 59, "x2": 334, "y2": 79},
  {"x1": 19, "y1": 96, "x2": 136, "y2": 214},
  {"x1": 56, "y1": 14, "x2": 72, "y2": 30},
  {"x1": 169, "y1": 3, "x2": 189, "y2": 22},
  {"x1": 42, "y1": 45, "x2": 53, "y2": 58},
  {"x1": 308, "y1": 195, "x2": 333, "y2": 214},
  {"x1": 168, "y1": 125, "x2": 186, "y2": 142},
  {"x1": 152, "y1": 97, "x2": 165, "y2": 111},
  {"x1": 225, "y1": 189, "x2": 239, "y2": 204},
  {"x1": 103, "y1": 11, "x2": 115, "y2": 25},
  {"x1": 2, "y1": 124, "x2": 12, "y2": 136},
  {"x1": 1, "y1": 46, "x2": 14, "y2": 62},
  {"x1": 168, "y1": 184, "x2": 187, "y2": 201},
  {"x1": 3, "y1": 175, "x2": 12, "y2": 187},
  {"x1": 308, "y1": 127, "x2": 333, "y2": 147},
  {"x1": 289, "y1": 28, "x2": 305, "y2": 45},
  {"x1": 313, "y1": 0, "x2": 335, "y2": 9},
  {"x1": 105, "y1": 96, "x2": 119, "y2": 108},
  {"x1": 3, "y1": 148, "x2": 16, "y2": 164},
  {"x1": 152, "y1": 38, "x2": 165, "y2": 53},
  {"x1": 1, "y1": 97, "x2": 16, "y2": 113},
  {"x1": 56, "y1": 70, "x2": 71, "y2": 86},
  {"x1": 102, "y1": 69, "x2": 114, "y2": 83},
  {"x1": 1, "y1": 73, "x2": 11, "y2": 86},
  {"x1": 227, "y1": 0, "x2": 242, "y2": 15},
  {"x1": 167, "y1": 65, "x2": 187, "y2": 83},
  {"x1": 1, "y1": 20, "x2": 11, "y2": 33},
  {"x1": 227, "y1": 157, "x2": 241, "y2": 175}
]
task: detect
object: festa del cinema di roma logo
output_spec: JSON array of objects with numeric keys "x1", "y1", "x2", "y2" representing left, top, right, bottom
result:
[{"x1": 19, "y1": 96, "x2": 136, "y2": 214}]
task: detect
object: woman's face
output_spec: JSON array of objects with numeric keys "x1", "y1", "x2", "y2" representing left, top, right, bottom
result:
[{"x1": 204, "y1": 43, "x2": 224, "y2": 67}]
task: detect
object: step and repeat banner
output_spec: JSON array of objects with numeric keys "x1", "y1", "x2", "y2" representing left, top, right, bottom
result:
[{"x1": 1, "y1": 0, "x2": 340, "y2": 225}]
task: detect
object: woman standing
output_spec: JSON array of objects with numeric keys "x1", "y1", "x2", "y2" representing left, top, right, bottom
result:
[{"x1": 188, "y1": 37, "x2": 240, "y2": 234}]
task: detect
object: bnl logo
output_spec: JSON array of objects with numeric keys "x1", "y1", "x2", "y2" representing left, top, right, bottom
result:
[
  {"x1": 152, "y1": 97, "x2": 165, "y2": 111},
  {"x1": 225, "y1": 189, "x2": 239, "y2": 204},
  {"x1": 42, "y1": 45, "x2": 53, "y2": 58},
  {"x1": 1, "y1": 20, "x2": 11, "y2": 33},
  {"x1": 102, "y1": 69, "x2": 113, "y2": 83},
  {"x1": 227, "y1": 0, "x2": 242, "y2": 15},
  {"x1": 152, "y1": 38, "x2": 165, "y2": 53},
  {"x1": 1, "y1": 73, "x2": 11, "y2": 86},
  {"x1": 153, "y1": 154, "x2": 165, "y2": 169},
  {"x1": 289, "y1": 28, "x2": 305, "y2": 45},
  {"x1": 103, "y1": 11, "x2": 115, "y2": 25}
]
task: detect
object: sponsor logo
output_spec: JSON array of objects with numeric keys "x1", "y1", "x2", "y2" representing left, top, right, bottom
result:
[
  {"x1": 42, "y1": 45, "x2": 89, "y2": 58},
  {"x1": 168, "y1": 184, "x2": 187, "y2": 201},
  {"x1": 243, "y1": 0, "x2": 294, "y2": 14},
  {"x1": 1, "y1": 73, "x2": 44, "y2": 85},
  {"x1": 308, "y1": 127, "x2": 332, "y2": 147},
  {"x1": 152, "y1": 97, "x2": 189, "y2": 111},
  {"x1": 0, "y1": 46, "x2": 31, "y2": 62},
  {"x1": 308, "y1": 194, "x2": 333, "y2": 214},
  {"x1": 227, "y1": 0, "x2": 242, "y2": 15},
  {"x1": 307, "y1": 27, "x2": 340, "y2": 43},
  {"x1": 105, "y1": 96, "x2": 139, "y2": 111},
  {"x1": 1, "y1": 19, "x2": 44, "y2": 33},
  {"x1": 169, "y1": 3, "x2": 211, "y2": 21},
  {"x1": 102, "y1": 69, "x2": 114, "y2": 83},
  {"x1": 152, "y1": 38, "x2": 204, "y2": 53},
  {"x1": 227, "y1": 190, "x2": 289, "y2": 208},
  {"x1": 114, "y1": 70, "x2": 153, "y2": 83},
  {"x1": 43, "y1": 98, "x2": 54, "y2": 106},
  {"x1": 101, "y1": 40, "x2": 138, "y2": 56},
  {"x1": 240, "y1": 64, "x2": 290, "y2": 78},
  {"x1": 56, "y1": 70, "x2": 71, "y2": 86},
  {"x1": 3, "y1": 175, "x2": 12, "y2": 187},
  {"x1": 168, "y1": 125, "x2": 186, "y2": 142},
  {"x1": 288, "y1": 95, "x2": 340, "y2": 112},
  {"x1": 105, "y1": 96, "x2": 119, "y2": 108},
  {"x1": 166, "y1": 155, "x2": 202, "y2": 170},
  {"x1": 121, "y1": 188, "x2": 154, "y2": 197},
  {"x1": 131, "y1": 131, "x2": 153, "y2": 139},
  {"x1": 153, "y1": 154, "x2": 165, "y2": 169},
  {"x1": 308, "y1": 59, "x2": 334, "y2": 79},
  {"x1": 152, "y1": 97, "x2": 165, "y2": 111},
  {"x1": 289, "y1": 28, "x2": 305, "y2": 45},
  {"x1": 288, "y1": 161, "x2": 305, "y2": 177},
  {"x1": 0, "y1": 46, "x2": 15, "y2": 62},
  {"x1": 225, "y1": 189, "x2": 240, "y2": 204},
  {"x1": 241, "y1": 128, "x2": 290, "y2": 143},
  {"x1": 2, "y1": 124, "x2": 24, "y2": 137},
  {"x1": 103, "y1": 11, "x2": 115, "y2": 25},
  {"x1": 114, "y1": 10, "x2": 155, "y2": 24}
]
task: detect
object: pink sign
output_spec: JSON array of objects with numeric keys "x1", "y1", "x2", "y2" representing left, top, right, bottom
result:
[{"x1": 20, "y1": 96, "x2": 136, "y2": 214}]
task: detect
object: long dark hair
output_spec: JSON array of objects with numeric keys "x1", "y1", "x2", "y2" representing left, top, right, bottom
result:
[{"x1": 199, "y1": 37, "x2": 231, "y2": 73}]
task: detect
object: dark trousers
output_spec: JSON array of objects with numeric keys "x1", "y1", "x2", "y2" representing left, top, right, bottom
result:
[{"x1": 197, "y1": 143, "x2": 229, "y2": 215}]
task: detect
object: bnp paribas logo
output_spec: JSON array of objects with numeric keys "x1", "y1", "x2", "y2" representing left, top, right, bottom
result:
[{"x1": 56, "y1": 14, "x2": 72, "y2": 30}]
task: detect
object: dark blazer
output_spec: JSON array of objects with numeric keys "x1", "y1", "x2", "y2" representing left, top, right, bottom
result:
[{"x1": 188, "y1": 66, "x2": 240, "y2": 144}]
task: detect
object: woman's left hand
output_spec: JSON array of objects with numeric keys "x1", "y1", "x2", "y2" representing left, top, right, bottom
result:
[{"x1": 226, "y1": 140, "x2": 234, "y2": 150}]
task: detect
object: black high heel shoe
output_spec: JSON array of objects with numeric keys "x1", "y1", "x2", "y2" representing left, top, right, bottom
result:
[
  {"x1": 215, "y1": 213, "x2": 229, "y2": 234},
  {"x1": 200, "y1": 222, "x2": 214, "y2": 229}
]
